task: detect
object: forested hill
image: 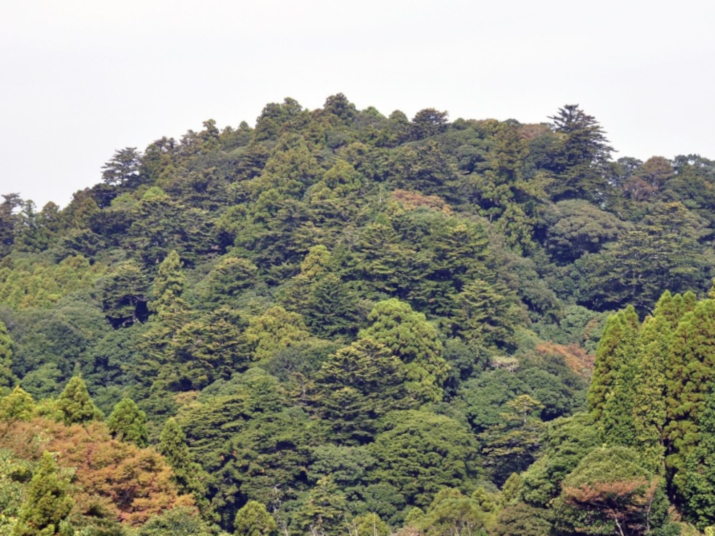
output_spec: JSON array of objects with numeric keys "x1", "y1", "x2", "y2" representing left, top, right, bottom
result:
[{"x1": 1, "y1": 94, "x2": 715, "y2": 535}]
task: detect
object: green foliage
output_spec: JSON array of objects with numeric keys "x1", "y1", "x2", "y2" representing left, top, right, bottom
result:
[
  {"x1": 576, "y1": 202, "x2": 711, "y2": 311},
  {"x1": 233, "y1": 501, "x2": 277, "y2": 536},
  {"x1": 4, "y1": 97, "x2": 715, "y2": 534},
  {"x1": 479, "y1": 394, "x2": 545, "y2": 485},
  {"x1": 681, "y1": 387, "x2": 715, "y2": 529},
  {"x1": 559, "y1": 446, "x2": 668, "y2": 536},
  {"x1": 413, "y1": 488, "x2": 491, "y2": 536},
  {"x1": 150, "y1": 250, "x2": 187, "y2": 312},
  {"x1": 165, "y1": 307, "x2": 248, "y2": 390},
  {"x1": 0, "y1": 255, "x2": 103, "y2": 310},
  {"x1": 295, "y1": 476, "x2": 348, "y2": 535},
  {"x1": 0, "y1": 319, "x2": 15, "y2": 389},
  {"x1": 99, "y1": 261, "x2": 149, "y2": 327},
  {"x1": 368, "y1": 411, "x2": 480, "y2": 509},
  {"x1": 106, "y1": 398, "x2": 148, "y2": 447},
  {"x1": 452, "y1": 279, "x2": 519, "y2": 350},
  {"x1": 134, "y1": 507, "x2": 217, "y2": 536},
  {"x1": 350, "y1": 512, "x2": 390, "y2": 536},
  {"x1": 665, "y1": 299, "x2": 715, "y2": 482},
  {"x1": 543, "y1": 199, "x2": 631, "y2": 263},
  {"x1": 201, "y1": 257, "x2": 258, "y2": 306},
  {"x1": 359, "y1": 299, "x2": 448, "y2": 402},
  {"x1": 55, "y1": 375, "x2": 103, "y2": 425},
  {"x1": 492, "y1": 503, "x2": 552, "y2": 536},
  {"x1": 244, "y1": 306, "x2": 311, "y2": 361},
  {"x1": 548, "y1": 104, "x2": 613, "y2": 202},
  {"x1": 0, "y1": 449, "x2": 33, "y2": 532},
  {"x1": 0, "y1": 386, "x2": 35, "y2": 422},
  {"x1": 520, "y1": 412, "x2": 600, "y2": 507},
  {"x1": 158, "y1": 418, "x2": 207, "y2": 501},
  {"x1": 588, "y1": 306, "x2": 640, "y2": 438},
  {"x1": 12, "y1": 452, "x2": 74, "y2": 536},
  {"x1": 631, "y1": 299, "x2": 674, "y2": 473},
  {"x1": 313, "y1": 338, "x2": 415, "y2": 444}
]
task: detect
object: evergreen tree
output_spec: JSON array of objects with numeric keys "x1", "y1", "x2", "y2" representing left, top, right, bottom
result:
[
  {"x1": 548, "y1": 104, "x2": 613, "y2": 202},
  {"x1": 0, "y1": 319, "x2": 15, "y2": 389},
  {"x1": 665, "y1": 299, "x2": 715, "y2": 489},
  {"x1": 631, "y1": 293, "x2": 677, "y2": 473},
  {"x1": 55, "y1": 376, "x2": 103, "y2": 425},
  {"x1": 243, "y1": 306, "x2": 311, "y2": 361},
  {"x1": 203, "y1": 256, "x2": 258, "y2": 305},
  {"x1": 166, "y1": 306, "x2": 249, "y2": 390},
  {"x1": 452, "y1": 279, "x2": 518, "y2": 350},
  {"x1": 359, "y1": 299, "x2": 448, "y2": 402},
  {"x1": 303, "y1": 273, "x2": 360, "y2": 339},
  {"x1": 106, "y1": 397, "x2": 148, "y2": 447},
  {"x1": 351, "y1": 222, "x2": 411, "y2": 296},
  {"x1": 588, "y1": 306, "x2": 640, "y2": 426},
  {"x1": 100, "y1": 260, "x2": 149, "y2": 327},
  {"x1": 233, "y1": 500, "x2": 277, "y2": 536},
  {"x1": 150, "y1": 250, "x2": 187, "y2": 313},
  {"x1": 314, "y1": 338, "x2": 416, "y2": 444},
  {"x1": 600, "y1": 308, "x2": 641, "y2": 447},
  {"x1": 559, "y1": 446, "x2": 667, "y2": 536},
  {"x1": 0, "y1": 385, "x2": 34, "y2": 421},
  {"x1": 158, "y1": 417, "x2": 207, "y2": 505},
  {"x1": 351, "y1": 512, "x2": 391, "y2": 536},
  {"x1": 12, "y1": 452, "x2": 74, "y2": 536},
  {"x1": 296, "y1": 476, "x2": 348, "y2": 535},
  {"x1": 479, "y1": 394, "x2": 545, "y2": 486},
  {"x1": 681, "y1": 387, "x2": 715, "y2": 529}
]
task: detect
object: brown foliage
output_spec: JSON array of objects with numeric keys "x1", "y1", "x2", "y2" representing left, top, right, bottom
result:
[
  {"x1": 392, "y1": 189, "x2": 452, "y2": 214},
  {"x1": 0, "y1": 418, "x2": 193, "y2": 526},
  {"x1": 534, "y1": 342, "x2": 595, "y2": 378},
  {"x1": 563, "y1": 478, "x2": 659, "y2": 536},
  {"x1": 520, "y1": 123, "x2": 551, "y2": 141}
]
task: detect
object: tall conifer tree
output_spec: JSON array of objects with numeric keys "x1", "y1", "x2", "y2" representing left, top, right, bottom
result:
[
  {"x1": 665, "y1": 299, "x2": 715, "y2": 481},
  {"x1": 0, "y1": 319, "x2": 15, "y2": 390},
  {"x1": 13, "y1": 452, "x2": 74, "y2": 536},
  {"x1": 56, "y1": 375, "x2": 103, "y2": 425},
  {"x1": 107, "y1": 397, "x2": 148, "y2": 447}
]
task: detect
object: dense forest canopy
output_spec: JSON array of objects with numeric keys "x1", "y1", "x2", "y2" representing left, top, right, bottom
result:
[{"x1": 1, "y1": 94, "x2": 715, "y2": 535}]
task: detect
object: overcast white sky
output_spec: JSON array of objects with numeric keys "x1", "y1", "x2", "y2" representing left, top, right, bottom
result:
[{"x1": 1, "y1": 0, "x2": 714, "y2": 207}]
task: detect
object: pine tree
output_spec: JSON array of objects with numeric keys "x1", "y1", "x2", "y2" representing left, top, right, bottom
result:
[
  {"x1": 549, "y1": 104, "x2": 613, "y2": 202},
  {"x1": 55, "y1": 376, "x2": 103, "y2": 425},
  {"x1": 352, "y1": 222, "x2": 410, "y2": 296},
  {"x1": 100, "y1": 260, "x2": 149, "y2": 327},
  {"x1": 136, "y1": 251, "x2": 192, "y2": 387},
  {"x1": 314, "y1": 338, "x2": 415, "y2": 444},
  {"x1": 0, "y1": 319, "x2": 16, "y2": 389},
  {"x1": 452, "y1": 279, "x2": 518, "y2": 350},
  {"x1": 204, "y1": 256, "x2": 258, "y2": 305},
  {"x1": 304, "y1": 273, "x2": 360, "y2": 339},
  {"x1": 233, "y1": 500, "x2": 277, "y2": 536},
  {"x1": 12, "y1": 452, "x2": 74, "y2": 536},
  {"x1": 106, "y1": 397, "x2": 148, "y2": 447},
  {"x1": 166, "y1": 306, "x2": 249, "y2": 390}
]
